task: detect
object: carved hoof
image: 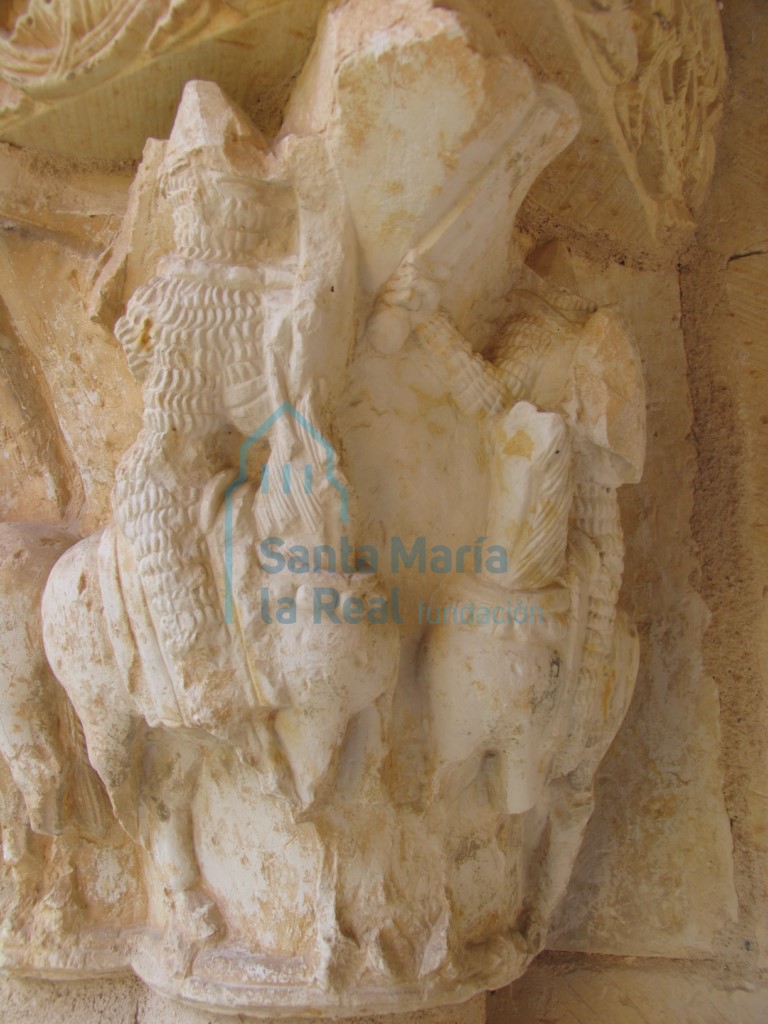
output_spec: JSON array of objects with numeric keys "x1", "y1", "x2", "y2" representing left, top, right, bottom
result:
[
  {"x1": 160, "y1": 888, "x2": 224, "y2": 980},
  {"x1": 170, "y1": 887, "x2": 223, "y2": 945},
  {"x1": 25, "y1": 775, "x2": 68, "y2": 837},
  {"x1": 0, "y1": 867, "x2": 39, "y2": 941}
]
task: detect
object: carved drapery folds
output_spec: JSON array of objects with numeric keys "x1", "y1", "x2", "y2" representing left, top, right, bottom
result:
[{"x1": 0, "y1": 0, "x2": 729, "y2": 1015}]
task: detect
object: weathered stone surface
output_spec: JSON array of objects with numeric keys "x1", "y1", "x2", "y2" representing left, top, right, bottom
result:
[
  {"x1": 0, "y1": 0, "x2": 326, "y2": 160},
  {"x1": 488, "y1": 954, "x2": 767, "y2": 1024},
  {"x1": 0, "y1": 975, "x2": 485, "y2": 1024},
  {"x1": 0, "y1": 0, "x2": 762, "y2": 1020},
  {"x1": 680, "y1": 0, "x2": 768, "y2": 977},
  {"x1": 470, "y1": 0, "x2": 727, "y2": 256},
  {"x1": 545, "y1": 258, "x2": 737, "y2": 956}
]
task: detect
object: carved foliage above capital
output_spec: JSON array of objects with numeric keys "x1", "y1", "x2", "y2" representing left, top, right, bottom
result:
[
  {"x1": 572, "y1": 0, "x2": 727, "y2": 215},
  {"x1": 498, "y1": 0, "x2": 727, "y2": 248}
]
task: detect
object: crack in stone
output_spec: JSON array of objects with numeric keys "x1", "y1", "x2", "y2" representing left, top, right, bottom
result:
[{"x1": 727, "y1": 250, "x2": 768, "y2": 262}]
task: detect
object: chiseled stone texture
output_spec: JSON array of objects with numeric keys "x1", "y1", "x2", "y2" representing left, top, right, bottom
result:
[
  {"x1": 0, "y1": 0, "x2": 326, "y2": 161},
  {"x1": 488, "y1": 954, "x2": 767, "y2": 1024},
  {"x1": 544, "y1": 256, "x2": 737, "y2": 956},
  {"x1": 0, "y1": 976, "x2": 485, "y2": 1024},
  {"x1": 680, "y1": 0, "x2": 768, "y2": 975}
]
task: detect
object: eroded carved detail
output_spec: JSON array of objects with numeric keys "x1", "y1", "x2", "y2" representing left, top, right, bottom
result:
[
  {"x1": 571, "y1": 0, "x2": 726, "y2": 217},
  {"x1": 0, "y1": 0, "x2": 205, "y2": 99}
]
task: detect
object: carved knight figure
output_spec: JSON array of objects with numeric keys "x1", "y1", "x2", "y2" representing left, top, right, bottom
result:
[
  {"x1": 411, "y1": 276, "x2": 644, "y2": 805},
  {"x1": 342, "y1": 243, "x2": 644, "y2": 951},
  {"x1": 39, "y1": 80, "x2": 400, "y2": 960}
]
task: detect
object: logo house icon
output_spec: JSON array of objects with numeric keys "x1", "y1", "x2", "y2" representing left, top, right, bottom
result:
[{"x1": 223, "y1": 401, "x2": 350, "y2": 624}]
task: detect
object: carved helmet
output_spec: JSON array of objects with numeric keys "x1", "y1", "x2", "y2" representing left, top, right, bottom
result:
[{"x1": 161, "y1": 80, "x2": 293, "y2": 261}]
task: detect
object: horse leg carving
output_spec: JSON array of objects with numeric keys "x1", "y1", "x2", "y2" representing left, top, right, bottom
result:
[
  {"x1": 42, "y1": 535, "x2": 139, "y2": 838},
  {"x1": 42, "y1": 533, "x2": 222, "y2": 954},
  {"x1": 142, "y1": 730, "x2": 221, "y2": 947},
  {"x1": 0, "y1": 523, "x2": 80, "y2": 835}
]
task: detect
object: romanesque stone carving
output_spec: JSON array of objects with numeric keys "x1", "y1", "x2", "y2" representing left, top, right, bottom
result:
[
  {"x1": 0, "y1": 0, "x2": 204, "y2": 101},
  {"x1": 571, "y1": 0, "x2": 726, "y2": 218},
  {"x1": 0, "y1": 0, "x2": 323, "y2": 160},
  {"x1": 0, "y1": 523, "x2": 143, "y2": 974},
  {"x1": 0, "y1": 0, "x2": 646, "y2": 1013},
  {"x1": 499, "y1": 0, "x2": 726, "y2": 248}
]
